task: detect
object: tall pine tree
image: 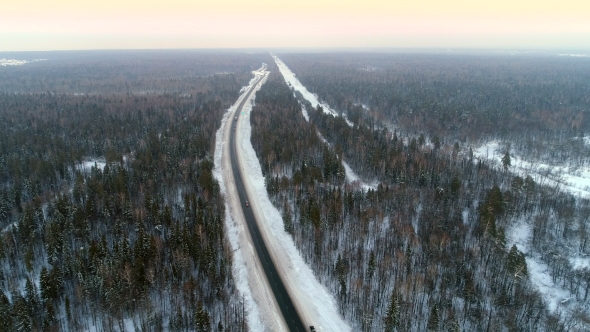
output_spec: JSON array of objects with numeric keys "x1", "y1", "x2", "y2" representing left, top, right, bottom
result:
[{"x1": 384, "y1": 290, "x2": 400, "y2": 331}]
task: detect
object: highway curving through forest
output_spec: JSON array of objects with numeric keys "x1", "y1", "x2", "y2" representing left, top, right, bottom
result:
[{"x1": 228, "y1": 69, "x2": 307, "y2": 332}]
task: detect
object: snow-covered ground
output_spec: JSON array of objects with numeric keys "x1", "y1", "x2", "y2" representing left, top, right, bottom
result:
[
  {"x1": 1, "y1": 222, "x2": 17, "y2": 236},
  {"x1": 342, "y1": 161, "x2": 378, "y2": 190},
  {"x1": 557, "y1": 54, "x2": 590, "y2": 58},
  {"x1": 76, "y1": 159, "x2": 107, "y2": 172},
  {"x1": 272, "y1": 55, "x2": 338, "y2": 117},
  {"x1": 480, "y1": 140, "x2": 590, "y2": 316},
  {"x1": 300, "y1": 104, "x2": 310, "y2": 122},
  {"x1": 569, "y1": 256, "x2": 590, "y2": 270},
  {"x1": 507, "y1": 218, "x2": 576, "y2": 313},
  {"x1": 0, "y1": 58, "x2": 47, "y2": 66},
  {"x1": 473, "y1": 140, "x2": 590, "y2": 198},
  {"x1": 86, "y1": 318, "x2": 135, "y2": 332}
]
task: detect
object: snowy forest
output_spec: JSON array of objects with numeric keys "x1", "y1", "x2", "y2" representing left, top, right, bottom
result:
[
  {"x1": 251, "y1": 54, "x2": 590, "y2": 331},
  {"x1": 0, "y1": 51, "x2": 266, "y2": 331},
  {"x1": 277, "y1": 52, "x2": 590, "y2": 166},
  {"x1": 2, "y1": 49, "x2": 590, "y2": 331}
]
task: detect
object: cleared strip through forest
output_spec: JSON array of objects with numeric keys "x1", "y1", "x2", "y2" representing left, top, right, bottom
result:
[{"x1": 228, "y1": 69, "x2": 307, "y2": 331}]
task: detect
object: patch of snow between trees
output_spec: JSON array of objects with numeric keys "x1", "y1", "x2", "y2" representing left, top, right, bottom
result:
[
  {"x1": 76, "y1": 159, "x2": 107, "y2": 173},
  {"x1": 507, "y1": 215, "x2": 581, "y2": 314},
  {"x1": 480, "y1": 141, "x2": 590, "y2": 317},
  {"x1": 569, "y1": 256, "x2": 590, "y2": 270},
  {"x1": 342, "y1": 161, "x2": 378, "y2": 191},
  {"x1": 300, "y1": 104, "x2": 310, "y2": 122},
  {"x1": 474, "y1": 140, "x2": 590, "y2": 199}
]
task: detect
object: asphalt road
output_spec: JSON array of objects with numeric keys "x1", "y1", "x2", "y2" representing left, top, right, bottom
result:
[{"x1": 229, "y1": 73, "x2": 307, "y2": 332}]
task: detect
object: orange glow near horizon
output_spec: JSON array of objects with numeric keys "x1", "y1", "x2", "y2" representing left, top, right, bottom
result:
[{"x1": 1, "y1": 0, "x2": 589, "y2": 51}]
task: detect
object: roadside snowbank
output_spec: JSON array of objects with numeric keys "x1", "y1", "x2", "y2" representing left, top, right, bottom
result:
[
  {"x1": 238, "y1": 72, "x2": 352, "y2": 331},
  {"x1": 213, "y1": 72, "x2": 266, "y2": 331}
]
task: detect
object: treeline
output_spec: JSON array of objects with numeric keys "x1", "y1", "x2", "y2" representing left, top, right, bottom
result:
[
  {"x1": 251, "y1": 65, "x2": 589, "y2": 330},
  {"x1": 0, "y1": 87, "x2": 237, "y2": 198},
  {"x1": 0, "y1": 52, "x2": 269, "y2": 331}
]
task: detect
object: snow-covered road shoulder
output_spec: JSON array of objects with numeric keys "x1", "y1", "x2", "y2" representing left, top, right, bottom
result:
[
  {"x1": 238, "y1": 68, "x2": 352, "y2": 331},
  {"x1": 213, "y1": 69, "x2": 272, "y2": 331}
]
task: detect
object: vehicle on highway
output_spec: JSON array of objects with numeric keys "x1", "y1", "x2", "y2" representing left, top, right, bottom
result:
[
  {"x1": 245, "y1": 200, "x2": 249, "y2": 207},
  {"x1": 235, "y1": 116, "x2": 237, "y2": 120}
]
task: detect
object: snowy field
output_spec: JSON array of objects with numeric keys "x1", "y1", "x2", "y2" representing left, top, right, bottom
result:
[
  {"x1": 0, "y1": 58, "x2": 47, "y2": 66},
  {"x1": 473, "y1": 140, "x2": 590, "y2": 198}
]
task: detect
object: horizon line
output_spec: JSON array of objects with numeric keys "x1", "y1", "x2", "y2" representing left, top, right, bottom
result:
[{"x1": 2, "y1": 46, "x2": 590, "y2": 54}]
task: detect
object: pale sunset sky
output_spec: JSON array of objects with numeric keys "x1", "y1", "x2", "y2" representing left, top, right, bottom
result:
[{"x1": 1, "y1": 0, "x2": 589, "y2": 51}]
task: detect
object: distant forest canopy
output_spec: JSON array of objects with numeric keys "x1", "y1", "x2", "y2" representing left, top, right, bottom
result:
[
  {"x1": 0, "y1": 51, "x2": 269, "y2": 332},
  {"x1": 277, "y1": 52, "x2": 590, "y2": 141},
  {"x1": 0, "y1": 50, "x2": 264, "y2": 94}
]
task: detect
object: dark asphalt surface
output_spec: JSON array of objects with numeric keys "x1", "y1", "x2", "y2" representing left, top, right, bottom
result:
[{"x1": 229, "y1": 73, "x2": 307, "y2": 332}]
